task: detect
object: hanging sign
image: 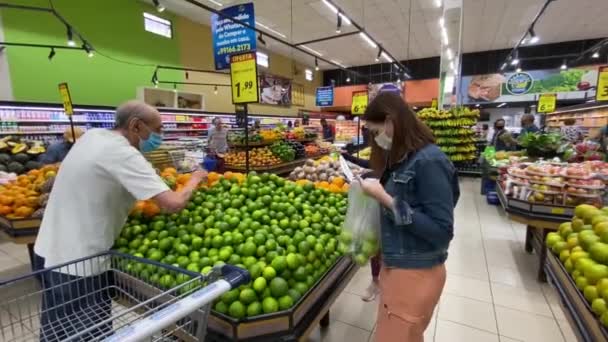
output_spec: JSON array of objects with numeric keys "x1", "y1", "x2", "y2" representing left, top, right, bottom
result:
[
  {"x1": 58, "y1": 83, "x2": 74, "y2": 116},
  {"x1": 316, "y1": 86, "x2": 334, "y2": 106},
  {"x1": 597, "y1": 66, "x2": 608, "y2": 102},
  {"x1": 211, "y1": 3, "x2": 256, "y2": 70},
  {"x1": 351, "y1": 91, "x2": 368, "y2": 115},
  {"x1": 431, "y1": 98, "x2": 438, "y2": 109},
  {"x1": 537, "y1": 93, "x2": 557, "y2": 113},
  {"x1": 230, "y1": 51, "x2": 259, "y2": 104}
]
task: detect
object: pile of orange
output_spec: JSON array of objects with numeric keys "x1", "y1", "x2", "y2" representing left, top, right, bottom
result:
[
  {"x1": 296, "y1": 177, "x2": 349, "y2": 193},
  {"x1": 0, "y1": 164, "x2": 59, "y2": 219}
]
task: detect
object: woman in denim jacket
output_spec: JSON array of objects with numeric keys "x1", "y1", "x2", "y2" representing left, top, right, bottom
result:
[{"x1": 358, "y1": 92, "x2": 459, "y2": 342}]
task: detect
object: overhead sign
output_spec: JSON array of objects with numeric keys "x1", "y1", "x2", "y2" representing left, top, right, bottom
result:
[
  {"x1": 211, "y1": 3, "x2": 256, "y2": 70},
  {"x1": 597, "y1": 66, "x2": 608, "y2": 102},
  {"x1": 537, "y1": 93, "x2": 557, "y2": 113},
  {"x1": 315, "y1": 86, "x2": 334, "y2": 107},
  {"x1": 351, "y1": 91, "x2": 368, "y2": 115},
  {"x1": 230, "y1": 51, "x2": 259, "y2": 104},
  {"x1": 58, "y1": 83, "x2": 74, "y2": 116}
]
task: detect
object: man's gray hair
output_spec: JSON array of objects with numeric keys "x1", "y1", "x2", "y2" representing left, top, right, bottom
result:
[{"x1": 114, "y1": 100, "x2": 159, "y2": 129}]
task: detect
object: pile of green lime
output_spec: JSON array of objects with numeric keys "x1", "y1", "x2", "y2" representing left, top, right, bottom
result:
[{"x1": 114, "y1": 172, "x2": 347, "y2": 319}]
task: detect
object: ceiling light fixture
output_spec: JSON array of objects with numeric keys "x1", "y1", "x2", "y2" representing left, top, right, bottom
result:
[
  {"x1": 434, "y1": 0, "x2": 442, "y2": 8},
  {"x1": 214, "y1": 85, "x2": 218, "y2": 95},
  {"x1": 528, "y1": 28, "x2": 539, "y2": 44},
  {"x1": 592, "y1": 51, "x2": 600, "y2": 59},
  {"x1": 152, "y1": 70, "x2": 159, "y2": 86},
  {"x1": 380, "y1": 51, "x2": 393, "y2": 62},
  {"x1": 345, "y1": 76, "x2": 351, "y2": 83},
  {"x1": 66, "y1": 26, "x2": 75, "y2": 47},
  {"x1": 439, "y1": 17, "x2": 445, "y2": 28},
  {"x1": 257, "y1": 32, "x2": 266, "y2": 46},
  {"x1": 322, "y1": 0, "x2": 352, "y2": 25},
  {"x1": 511, "y1": 50, "x2": 519, "y2": 65},
  {"x1": 441, "y1": 28, "x2": 448, "y2": 46},
  {"x1": 255, "y1": 21, "x2": 287, "y2": 39},
  {"x1": 475, "y1": 104, "x2": 480, "y2": 108},
  {"x1": 336, "y1": 12, "x2": 342, "y2": 33},
  {"x1": 497, "y1": 103, "x2": 507, "y2": 108},
  {"x1": 500, "y1": 63, "x2": 507, "y2": 71},
  {"x1": 301, "y1": 45, "x2": 323, "y2": 56},
  {"x1": 359, "y1": 32, "x2": 377, "y2": 49},
  {"x1": 315, "y1": 57, "x2": 320, "y2": 71},
  {"x1": 561, "y1": 60, "x2": 568, "y2": 70},
  {"x1": 173, "y1": 83, "x2": 177, "y2": 92},
  {"x1": 516, "y1": 66, "x2": 522, "y2": 73},
  {"x1": 446, "y1": 48, "x2": 453, "y2": 60},
  {"x1": 152, "y1": 0, "x2": 165, "y2": 13},
  {"x1": 48, "y1": 48, "x2": 55, "y2": 61},
  {"x1": 83, "y1": 44, "x2": 94, "y2": 57},
  {"x1": 375, "y1": 48, "x2": 382, "y2": 62},
  {"x1": 330, "y1": 59, "x2": 347, "y2": 68}
]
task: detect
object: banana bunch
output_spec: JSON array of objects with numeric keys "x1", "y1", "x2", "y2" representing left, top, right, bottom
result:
[
  {"x1": 449, "y1": 153, "x2": 478, "y2": 162},
  {"x1": 417, "y1": 108, "x2": 452, "y2": 120},
  {"x1": 451, "y1": 107, "x2": 481, "y2": 119},
  {"x1": 435, "y1": 136, "x2": 476, "y2": 145},
  {"x1": 440, "y1": 144, "x2": 477, "y2": 154},
  {"x1": 427, "y1": 118, "x2": 477, "y2": 128},
  {"x1": 433, "y1": 128, "x2": 476, "y2": 137}
]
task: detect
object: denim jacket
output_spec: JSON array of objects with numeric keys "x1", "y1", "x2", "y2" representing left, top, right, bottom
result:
[{"x1": 379, "y1": 144, "x2": 460, "y2": 269}]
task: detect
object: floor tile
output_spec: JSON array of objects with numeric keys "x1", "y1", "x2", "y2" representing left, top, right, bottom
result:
[
  {"x1": 444, "y1": 274, "x2": 492, "y2": 303},
  {"x1": 307, "y1": 320, "x2": 371, "y2": 342},
  {"x1": 495, "y1": 306, "x2": 565, "y2": 342},
  {"x1": 541, "y1": 284, "x2": 567, "y2": 321},
  {"x1": 344, "y1": 266, "x2": 373, "y2": 298},
  {"x1": 0, "y1": 252, "x2": 25, "y2": 273},
  {"x1": 435, "y1": 319, "x2": 499, "y2": 342},
  {"x1": 491, "y1": 282, "x2": 553, "y2": 317},
  {"x1": 446, "y1": 253, "x2": 489, "y2": 281},
  {"x1": 488, "y1": 264, "x2": 542, "y2": 292},
  {"x1": 500, "y1": 337, "x2": 524, "y2": 342},
  {"x1": 438, "y1": 293, "x2": 497, "y2": 333},
  {"x1": 330, "y1": 291, "x2": 377, "y2": 332},
  {"x1": 0, "y1": 242, "x2": 31, "y2": 264},
  {"x1": 557, "y1": 319, "x2": 578, "y2": 342}
]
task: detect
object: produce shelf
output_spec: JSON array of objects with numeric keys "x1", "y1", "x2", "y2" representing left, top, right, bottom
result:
[
  {"x1": 0, "y1": 215, "x2": 41, "y2": 238},
  {"x1": 545, "y1": 250, "x2": 608, "y2": 342},
  {"x1": 225, "y1": 155, "x2": 328, "y2": 175},
  {"x1": 205, "y1": 256, "x2": 357, "y2": 341},
  {"x1": 229, "y1": 139, "x2": 316, "y2": 148},
  {"x1": 496, "y1": 182, "x2": 574, "y2": 220}
]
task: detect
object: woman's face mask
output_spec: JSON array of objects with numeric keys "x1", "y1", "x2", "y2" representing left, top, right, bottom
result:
[{"x1": 370, "y1": 120, "x2": 393, "y2": 150}]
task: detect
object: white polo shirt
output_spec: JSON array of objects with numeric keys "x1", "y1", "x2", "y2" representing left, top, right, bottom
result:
[{"x1": 34, "y1": 129, "x2": 169, "y2": 274}]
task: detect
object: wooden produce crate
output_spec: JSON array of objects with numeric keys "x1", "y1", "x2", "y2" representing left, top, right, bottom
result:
[{"x1": 0, "y1": 215, "x2": 40, "y2": 239}]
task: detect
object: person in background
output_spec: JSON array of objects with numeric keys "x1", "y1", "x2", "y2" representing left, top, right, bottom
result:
[
  {"x1": 208, "y1": 117, "x2": 229, "y2": 172},
  {"x1": 39, "y1": 127, "x2": 84, "y2": 164},
  {"x1": 33, "y1": 100, "x2": 207, "y2": 341},
  {"x1": 287, "y1": 121, "x2": 293, "y2": 129},
  {"x1": 491, "y1": 118, "x2": 516, "y2": 151},
  {"x1": 562, "y1": 118, "x2": 584, "y2": 144},
  {"x1": 320, "y1": 118, "x2": 334, "y2": 142},
  {"x1": 359, "y1": 92, "x2": 459, "y2": 342},
  {"x1": 520, "y1": 113, "x2": 540, "y2": 134},
  {"x1": 479, "y1": 124, "x2": 489, "y2": 141},
  {"x1": 294, "y1": 120, "x2": 300, "y2": 128}
]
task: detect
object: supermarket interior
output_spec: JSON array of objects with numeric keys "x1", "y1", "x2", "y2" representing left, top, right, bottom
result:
[{"x1": 0, "y1": 0, "x2": 608, "y2": 341}]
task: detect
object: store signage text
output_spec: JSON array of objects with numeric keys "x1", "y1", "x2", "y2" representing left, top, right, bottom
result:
[
  {"x1": 58, "y1": 83, "x2": 74, "y2": 116},
  {"x1": 230, "y1": 52, "x2": 259, "y2": 104},
  {"x1": 211, "y1": 3, "x2": 256, "y2": 70},
  {"x1": 597, "y1": 66, "x2": 608, "y2": 102},
  {"x1": 351, "y1": 91, "x2": 368, "y2": 115},
  {"x1": 315, "y1": 86, "x2": 334, "y2": 107},
  {"x1": 537, "y1": 93, "x2": 557, "y2": 113}
]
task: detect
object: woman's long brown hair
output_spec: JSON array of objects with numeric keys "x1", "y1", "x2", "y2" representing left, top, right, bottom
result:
[{"x1": 363, "y1": 92, "x2": 435, "y2": 174}]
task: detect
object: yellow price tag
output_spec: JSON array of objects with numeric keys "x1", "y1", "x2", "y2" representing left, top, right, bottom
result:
[
  {"x1": 431, "y1": 98, "x2": 438, "y2": 109},
  {"x1": 230, "y1": 52, "x2": 259, "y2": 104},
  {"x1": 537, "y1": 93, "x2": 557, "y2": 113},
  {"x1": 58, "y1": 83, "x2": 74, "y2": 116},
  {"x1": 351, "y1": 91, "x2": 368, "y2": 115},
  {"x1": 551, "y1": 208, "x2": 565, "y2": 215},
  {"x1": 597, "y1": 66, "x2": 608, "y2": 102}
]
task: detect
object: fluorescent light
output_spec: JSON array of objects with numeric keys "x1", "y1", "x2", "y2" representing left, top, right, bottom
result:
[
  {"x1": 380, "y1": 51, "x2": 393, "y2": 62},
  {"x1": 204, "y1": 0, "x2": 223, "y2": 6},
  {"x1": 359, "y1": 32, "x2": 377, "y2": 48},
  {"x1": 561, "y1": 63, "x2": 567, "y2": 70},
  {"x1": 511, "y1": 58, "x2": 519, "y2": 66},
  {"x1": 441, "y1": 28, "x2": 448, "y2": 45},
  {"x1": 592, "y1": 51, "x2": 600, "y2": 58},
  {"x1": 529, "y1": 36, "x2": 540, "y2": 44},
  {"x1": 321, "y1": 0, "x2": 352, "y2": 25},
  {"x1": 256, "y1": 21, "x2": 287, "y2": 38},
  {"x1": 305, "y1": 69, "x2": 313, "y2": 81},
  {"x1": 346, "y1": 76, "x2": 351, "y2": 83},
  {"x1": 475, "y1": 104, "x2": 480, "y2": 108},
  {"x1": 500, "y1": 63, "x2": 507, "y2": 71},
  {"x1": 516, "y1": 67, "x2": 522, "y2": 72},
  {"x1": 439, "y1": 17, "x2": 444, "y2": 28},
  {"x1": 330, "y1": 59, "x2": 347, "y2": 68},
  {"x1": 301, "y1": 45, "x2": 323, "y2": 56},
  {"x1": 256, "y1": 51, "x2": 269, "y2": 68},
  {"x1": 497, "y1": 103, "x2": 507, "y2": 108},
  {"x1": 434, "y1": 0, "x2": 442, "y2": 8},
  {"x1": 446, "y1": 48, "x2": 453, "y2": 60}
]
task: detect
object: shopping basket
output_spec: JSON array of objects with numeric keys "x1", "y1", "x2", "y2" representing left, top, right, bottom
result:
[{"x1": 0, "y1": 251, "x2": 249, "y2": 342}]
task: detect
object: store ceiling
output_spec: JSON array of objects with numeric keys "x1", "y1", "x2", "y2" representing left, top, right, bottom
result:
[{"x1": 159, "y1": 0, "x2": 608, "y2": 70}]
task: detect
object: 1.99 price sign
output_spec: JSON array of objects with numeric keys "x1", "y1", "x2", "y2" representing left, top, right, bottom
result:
[{"x1": 230, "y1": 52, "x2": 259, "y2": 104}]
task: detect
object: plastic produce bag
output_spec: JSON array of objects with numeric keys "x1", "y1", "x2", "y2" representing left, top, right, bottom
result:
[{"x1": 339, "y1": 181, "x2": 381, "y2": 265}]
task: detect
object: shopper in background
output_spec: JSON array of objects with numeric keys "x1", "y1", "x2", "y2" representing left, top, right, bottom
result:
[
  {"x1": 208, "y1": 117, "x2": 229, "y2": 172},
  {"x1": 358, "y1": 92, "x2": 459, "y2": 342},
  {"x1": 33, "y1": 100, "x2": 207, "y2": 341},
  {"x1": 39, "y1": 127, "x2": 85, "y2": 164},
  {"x1": 320, "y1": 118, "x2": 334, "y2": 142},
  {"x1": 562, "y1": 118, "x2": 584, "y2": 143},
  {"x1": 491, "y1": 118, "x2": 516, "y2": 151},
  {"x1": 520, "y1": 113, "x2": 540, "y2": 134},
  {"x1": 287, "y1": 120, "x2": 293, "y2": 129},
  {"x1": 479, "y1": 123, "x2": 489, "y2": 141}
]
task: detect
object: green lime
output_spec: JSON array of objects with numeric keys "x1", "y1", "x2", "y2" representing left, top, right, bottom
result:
[
  {"x1": 262, "y1": 297, "x2": 279, "y2": 314},
  {"x1": 215, "y1": 301, "x2": 228, "y2": 314},
  {"x1": 263, "y1": 266, "x2": 277, "y2": 280},
  {"x1": 249, "y1": 264, "x2": 263, "y2": 279},
  {"x1": 294, "y1": 282, "x2": 308, "y2": 295},
  {"x1": 239, "y1": 288, "x2": 258, "y2": 305},
  {"x1": 246, "y1": 301, "x2": 262, "y2": 317},
  {"x1": 228, "y1": 301, "x2": 246, "y2": 319},
  {"x1": 286, "y1": 253, "x2": 300, "y2": 270},
  {"x1": 269, "y1": 277, "x2": 288, "y2": 297},
  {"x1": 242, "y1": 242, "x2": 257, "y2": 257},
  {"x1": 221, "y1": 288, "x2": 240, "y2": 305},
  {"x1": 271, "y1": 256, "x2": 287, "y2": 273},
  {"x1": 287, "y1": 289, "x2": 302, "y2": 302},
  {"x1": 278, "y1": 295, "x2": 294, "y2": 310},
  {"x1": 253, "y1": 277, "x2": 267, "y2": 293}
]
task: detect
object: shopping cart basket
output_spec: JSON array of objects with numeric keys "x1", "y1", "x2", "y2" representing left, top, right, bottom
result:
[{"x1": 0, "y1": 251, "x2": 249, "y2": 342}]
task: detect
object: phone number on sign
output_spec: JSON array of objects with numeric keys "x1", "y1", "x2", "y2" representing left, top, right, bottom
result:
[{"x1": 218, "y1": 44, "x2": 252, "y2": 55}]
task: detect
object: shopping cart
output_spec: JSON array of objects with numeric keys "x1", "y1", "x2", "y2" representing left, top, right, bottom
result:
[{"x1": 0, "y1": 251, "x2": 249, "y2": 342}]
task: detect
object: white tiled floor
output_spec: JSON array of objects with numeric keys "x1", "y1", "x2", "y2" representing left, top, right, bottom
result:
[{"x1": 0, "y1": 178, "x2": 579, "y2": 342}]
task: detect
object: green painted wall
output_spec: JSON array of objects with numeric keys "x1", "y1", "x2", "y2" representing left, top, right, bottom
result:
[{"x1": 1, "y1": 0, "x2": 183, "y2": 105}]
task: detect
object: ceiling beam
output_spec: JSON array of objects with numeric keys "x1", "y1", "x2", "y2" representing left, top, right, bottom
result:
[{"x1": 294, "y1": 31, "x2": 360, "y2": 47}]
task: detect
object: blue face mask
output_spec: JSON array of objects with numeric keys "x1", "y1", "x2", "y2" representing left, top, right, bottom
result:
[{"x1": 138, "y1": 122, "x2": 163, "y2": 153}]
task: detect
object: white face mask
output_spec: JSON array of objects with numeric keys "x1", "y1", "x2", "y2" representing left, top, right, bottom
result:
[{"x1": 374, "y1": 131, "x2": 392, "y2": 150}]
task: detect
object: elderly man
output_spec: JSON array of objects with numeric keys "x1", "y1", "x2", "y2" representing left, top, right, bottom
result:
[
  {"x1": 520, "y1": 113, "x2": 540, "y2": 135},
  {"x1": 33, "y1": 100, "x2": 206, "y2": 341}
]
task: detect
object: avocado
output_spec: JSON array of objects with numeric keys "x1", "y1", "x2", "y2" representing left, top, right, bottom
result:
[
  {"x1": 7, "y1": 161, "x2": 25, "y2": 174},
  {"x1": 0, "y1": 153, "x2": 10, "y2": 165},
  {"x1": 25, "y1": 161, "x2": 42, "y2": 171},
  {"x1": 12, "y1": 153, "x2": 30, "y2": 164}
]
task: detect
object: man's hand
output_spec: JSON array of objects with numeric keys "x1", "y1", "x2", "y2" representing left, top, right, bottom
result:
[{"x1": 190, "y1": 170, "x2": 208, "y2": 185}]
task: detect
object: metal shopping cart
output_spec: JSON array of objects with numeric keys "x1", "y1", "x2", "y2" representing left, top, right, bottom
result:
[{"x1": 0, "y1": 251, "x2": 249, "y2": 342}]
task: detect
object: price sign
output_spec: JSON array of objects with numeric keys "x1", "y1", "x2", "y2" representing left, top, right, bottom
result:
[
  {"x1": 230, "y1": 52, "x2": 259, "y2": 104},
  {"x1": 537, "y1": 93, "x2": 557, "y2": 113},
  {"x1": 431, "y1": 98, "x2": 438, "y2": 109},
  {"x1": 58, "y1": 83, "x2": 74, "y2": 116},
  {"x1": 351, "y1": 91, "x2": 368, "y2": 115},
  {"x1": 597, "y1": 66, "x2": 608, "y2": 102}
]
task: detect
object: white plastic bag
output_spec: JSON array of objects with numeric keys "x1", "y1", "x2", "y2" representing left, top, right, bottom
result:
[{"x1": 339, "y1": 181, "x2": 381, "y2": 265}]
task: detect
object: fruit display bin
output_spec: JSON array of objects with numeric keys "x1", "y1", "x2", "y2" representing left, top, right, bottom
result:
[
  {"x1": 496, "y1": 182, "x2": 575, "y2": 220},
  {"x1": 0, "y1": 215, "x2": 40, "y2": 238},
  {"x1": 205, "y1": 256, "x2": 357, "y2": 341},
  {"x1": 225, "y1": 155, "x2": 327, "y2": 176},
  {"x1": 545, "y1": 249, "x2": 608, "y2": 342}
]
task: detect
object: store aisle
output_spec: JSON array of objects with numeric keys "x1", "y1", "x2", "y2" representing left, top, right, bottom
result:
[
  {"x1": 0, "y1": 179, "x2": 578, "y2": 342},
  {"x1": 309, "y1": 178, "x2": 577, "y2": 342}
]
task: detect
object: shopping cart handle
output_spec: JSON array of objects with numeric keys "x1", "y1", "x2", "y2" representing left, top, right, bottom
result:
[{"x1": 221, "y1": 264, "x2": 250, "y2": 289}]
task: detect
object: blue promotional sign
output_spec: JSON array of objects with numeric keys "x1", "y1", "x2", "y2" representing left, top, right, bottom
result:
[
  {"x1": 211, "y1": 3, "x2": 256, "y2": 70},
  {"x1": 315, "y1": 86, "x2": 334, "y2": 106}
]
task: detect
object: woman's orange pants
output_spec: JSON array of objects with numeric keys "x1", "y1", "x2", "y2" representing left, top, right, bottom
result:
[{"x1": 374, "y1": 264, "x2": 446, "y2": 342}]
